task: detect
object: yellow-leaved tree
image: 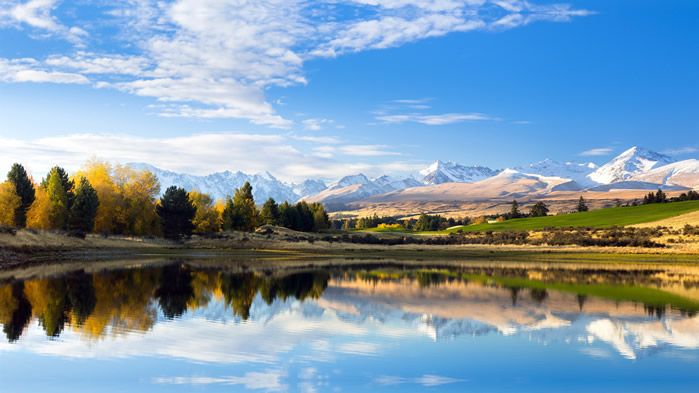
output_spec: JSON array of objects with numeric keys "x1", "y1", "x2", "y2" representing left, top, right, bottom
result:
[
  {"x1": 114, "y1": 165, "x2": 161, "y2": 237},
  {"x1": 0, "y1": 181, "x2": 21, "y2": 226},
  {"x1": 26, "y1": 185, "x2": 52, "y2": 230},
  {"x1": 74, "y1": 159, "x2": 120, "y2": 234},
  {"x1": 189, "y1": 189, "x2": 221, "y2": 234}
]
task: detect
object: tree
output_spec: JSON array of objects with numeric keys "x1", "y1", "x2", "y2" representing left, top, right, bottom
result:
[
  {"x1": 6, "y1": 163, "x2": 35, "y2": 227},
  {"x1": 41, "y1": 166, "x2": 75, "y2": 210},
  {"x1": 222, "y1": 182, "x2": 260, "y2": 231},
  {"x1": 46, "y1": 168, "x2": 69, "y2": 230},
  {"x1": 156, "y1": 186, "x2": 196, "y2": 239},
  {"x1": 311, "y1": 203, "x2": 330, "y2": 231},
  {"x1": 509, "y1": 199, "x2": 521, "y2": 219},
  {"x1": 576, "y1": 196, "x2": 588, "y2": 212},
  {"x1": 260, "y1": 198, "x2": 280, "y2": 225},
  {"x1": 655, "y1": 189, "x2": 667, "y2": 203},
  {"x1": 278, "y1": 201, "x2": 301, "y2": 230},
  {"x1": 0, "y1": 182, "x2": 21, "y2": 226},
  {"x1": 189, "y1": 190, "x2": 220, "y2": 234},
  {"x1": 530, "y1": 201, "x2": 549, "y2": 217},
  {"x1": 26, "y1": 186, "x2": 52, "y2": 230},
  {"x1": 68, "y1": 177, "x2": 100, "y2": 233},
  {"x1": 615, "y1": 199, "x2": 622, "y2": 208}
]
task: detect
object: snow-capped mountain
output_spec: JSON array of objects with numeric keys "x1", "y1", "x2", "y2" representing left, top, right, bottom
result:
[
  {"x1": 629, "y1": 159, "x2": 699, "y2": 190},
  {"x1": 306, "y1": 174, "x2": 426, "y2": 204},
  {"x1": 129, "y1": 163, "x2": 311, "y2": 203},
  {"x1": 587, "y1": 147, "x2": 676, "y2": 184},
  {"x1": 512, "y1": 159, "x2": 599, "y2": 187},
  {"x1": 293, "y1": 179, "x2": 327, "y2": 199},
  {"x1": 416, "y1": 160, "x2": 500, "y2": 185}
]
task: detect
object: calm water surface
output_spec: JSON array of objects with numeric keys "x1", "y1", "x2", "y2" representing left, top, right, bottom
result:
[{"x1": 1, "y1": 259, "x2": 698, "y2": 392}]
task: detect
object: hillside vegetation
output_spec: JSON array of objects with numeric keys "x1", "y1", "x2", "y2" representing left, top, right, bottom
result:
[{"x1": 360, "y1": 200, "x2": 699, "y2": 234}]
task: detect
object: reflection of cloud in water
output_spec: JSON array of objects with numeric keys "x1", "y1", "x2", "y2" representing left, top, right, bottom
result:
[
  {"x1": 153, "y1": 369, "x2": 288, "y2": 391},
  {"x1": 374, "y1": 374, "x2": 465, "y2": 386}
]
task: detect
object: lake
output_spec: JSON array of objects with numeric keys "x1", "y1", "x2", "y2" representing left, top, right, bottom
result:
[{"x1": 1, "y1": 258, "x2": 698, "y2": 392}]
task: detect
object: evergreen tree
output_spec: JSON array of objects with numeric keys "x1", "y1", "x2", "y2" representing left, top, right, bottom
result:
[
  {"x1": 260, "y1": 198, "x2": 280, "y2": 225},
  {"x1": 615, "y1": 199, "x2": 622, "y2": 208},
  {"x1": 530, "y1": 201, "x2": 549, "y2": 217},
  {"x1": 41, "y1": 166, "x2": 75, "y2": 210},
  {"x1": 157, "y1": 186, "x2": 196, "y2": 239},
  {"x1": 6, "y1": 163, "x2": 35, "y2": 227},
  {"x1": 310, "y1": 203, "x2": 330, "y2": 231},
  {"x1": 222, "y1": 182, "x2": 259, "y2": 231},
  {"x1": 279, "y1": 201, "x2": 302, "y2": 231},
  {"x1": 46, "y1": 168, "x2": 69, "y2": 230},
  {"x1": 576, "y1": 196, "x2": 588, "y2": 212},
  {"x1": 655, "y1": 189, "x2": 667, "y2": 203},
  {"x1": 295, "y1": 201, "x2": 315, "y2": 232},
  {"x1": 509, "y1": 199, "x2": 521, "y2": 219},
  {"x1": 68, "y1": 177, "x2": 100, "y2": 233}
]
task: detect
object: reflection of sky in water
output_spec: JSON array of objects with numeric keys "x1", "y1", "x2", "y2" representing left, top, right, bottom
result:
[{"x1": 1, "y1": 275, "x2": 699, "y2": 392}]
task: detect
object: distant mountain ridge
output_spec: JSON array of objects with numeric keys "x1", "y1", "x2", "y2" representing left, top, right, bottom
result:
[{"x1": 128, "y1": 146, "x2": 698, "y2": 205}]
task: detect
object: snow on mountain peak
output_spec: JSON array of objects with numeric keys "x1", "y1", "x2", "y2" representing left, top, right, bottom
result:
[
  {"x1": 418, "y1": 160, "x2": 499, "y2": 185},
  {"x1": 588, "y1": 146, "x2": 676, "y2": 184}
]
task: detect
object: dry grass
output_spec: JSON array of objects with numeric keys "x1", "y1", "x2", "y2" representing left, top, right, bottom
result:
[{"x1": 632, "y1": 210, "x2": 699, "y2": 229}]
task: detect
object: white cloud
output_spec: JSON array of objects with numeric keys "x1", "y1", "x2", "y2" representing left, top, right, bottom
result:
[
  {"x1": 0, "y1": 0, "x2": 593, "y2": 126},
  {"x1": 0, "y1": 0, "x2": 87, "y2": 43},
  {"x1": 0, "y1": 58, "x2": 89, "y2": 83},
  {"x1": 302, "y1": 118, "x2": 334, "y2": 131},
  {"x1": 0, "y1": 133, "x2": 403, "y2": 182},
  {"x1": 377, "y1": 112, "x2": 495, "y2": 125},
  {"x1": 292, "y1": 135, "x2": 342, "y2": 144},
  {"x1": 580, "y1": 147, "x2": 613, "y2": 156}
]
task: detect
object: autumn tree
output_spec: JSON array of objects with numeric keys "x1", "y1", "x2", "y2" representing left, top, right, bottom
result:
[
  {"x1": 157, "y1": 186, "x2": 196, "y2": 239},
  {"x1": 530, "y1": 201, "x2": 549, "y2": 217},
  {"x1": 189, "y1": 189, "x2": 220, "y2": 234},
  {"x1": 68, "y1": 177, "x2": 100, "y2": 233},
  {"x1": 0, "y1": 181, "x2": 21, "y2": 226},
  {"x1": 114, "y1": 165, "x2": 161, "y2": 236},
  {"x1": 260, "y1": 197, "x2": 280, "y2": 225},
  {"x1": 576, "y1": 196, "x2": 589, "y2": 212},
  {"x1": 26, "y1": 186, "x2": 52, "y2": 230},
  {"x1": 311, "y1": 203, "x2": 330, "y2": 231},
  {"x1": 74, "y1": 159, "x2": 120, "y2": 234},
  {"x1": 6, "y1": 163, "x2": 35, "y2": 227},
  {"x1": 46, "y1": 167, "x2": 69, "y2": 230}
]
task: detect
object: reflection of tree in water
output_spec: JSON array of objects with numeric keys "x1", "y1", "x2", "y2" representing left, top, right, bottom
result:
[
  {"x1": 509, "y1": 287, "x2": 521, "y2": 307},
  {"x1": 66, "y1": 274, "x2": 97, "y2": 326},
  {"x1": 577, "y1": 295, "x2": 587, "y2": 311},
  {"x1": 155, "y1": 265, "x2": 195, "y2": 319},
  {"x1": 644, "y1": 305, "x2": 666, "y2": 319},
  {"x1": 0, "y1": 282, "x2": 33, "y2": 342},
  {"x1": 530, "y1": 288, "x2": 548, "y2": 305}
]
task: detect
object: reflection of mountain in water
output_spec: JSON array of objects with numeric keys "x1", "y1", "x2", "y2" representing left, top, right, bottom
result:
[{"x1": 1, "y1": 262, "x2": 699, "y2": 361}]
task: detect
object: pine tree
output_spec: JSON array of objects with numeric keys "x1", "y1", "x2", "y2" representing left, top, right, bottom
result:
[
  {"x1": 68, "y1": 177, "x2": 100, "y2": 233},
  {"x1": 222, "y1": 182, "x2": 259, "y2": 231},
  {"x1": 576, "y1": 196, "x2": 588, "y2": 212},
  {"x1": 509, "y1": 199, "x2": 521, "y2": 219},
  {"x1": 260, "y1": 198, "x2": 280, "y2": 225},
  {"x1": 530, "y1": 201, "x2": 549, "y2": 217},
  {"x1": 311, "y1": 203, "x2": 330, "y2": 231},
  {"x1": 6, "y1": 163, "x2": 35, "y2": 227},
  {"x1": 41, "y1": 166, "x2": 75, "y2": 210},
  {"x1": 655, "y1": 189, "x2": 667, "y2": 203},
  {"x1": 46, "y1": 168, "x2": 69, "y2": 230},
  {"x1": 157, "y1": 186, "x2": 196, "y2": 239}
]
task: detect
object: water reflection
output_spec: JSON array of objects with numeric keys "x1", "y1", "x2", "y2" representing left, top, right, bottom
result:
[{"x1": 1, "y1": 260, "x2": 699, "y2": 391}]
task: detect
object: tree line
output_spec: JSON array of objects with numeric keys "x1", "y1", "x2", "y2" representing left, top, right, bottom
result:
[{"x1": 0, "y1": 161, "x2": 330, "y2": 239}]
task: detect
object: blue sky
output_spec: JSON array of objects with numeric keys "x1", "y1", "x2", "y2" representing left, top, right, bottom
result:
[{"x1": 0, "y1": 0, "x2": 697, "y2": 182}]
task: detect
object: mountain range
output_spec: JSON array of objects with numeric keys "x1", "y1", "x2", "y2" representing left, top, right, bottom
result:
[{"x1": 129, "y1": 147, "x2": 699, "y2": 205}]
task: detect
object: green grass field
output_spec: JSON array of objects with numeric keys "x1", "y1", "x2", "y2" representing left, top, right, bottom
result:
[{"x1": 355, "y1": 200, "x2": 699, "y2": 234}]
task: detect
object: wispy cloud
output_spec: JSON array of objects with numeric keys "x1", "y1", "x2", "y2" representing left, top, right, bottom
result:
[
  {"x1": 377, "y1": 113, "x2": 496, "y2": 125},
  {"x1": 0, "y1": 0, "x2": 593, "y2": 127},
  {"x1": 0, "y1": 133, "x2": 404, "y2": 182},
  {"x1": 302, "y1": 118, "x2": 334, "y2": 131},
  {"x1": 663, "y1": 146, "x2": 698, "y2": 155},
  {"x1": 513, "y1": 120, "x2": 534, "y2": 125},
  {"x1": 580, "y1": 147, "x2": 614, "y2": 156},
  {"x1": 292, "y1": 135, "x2": 341, "y2": 144}
]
